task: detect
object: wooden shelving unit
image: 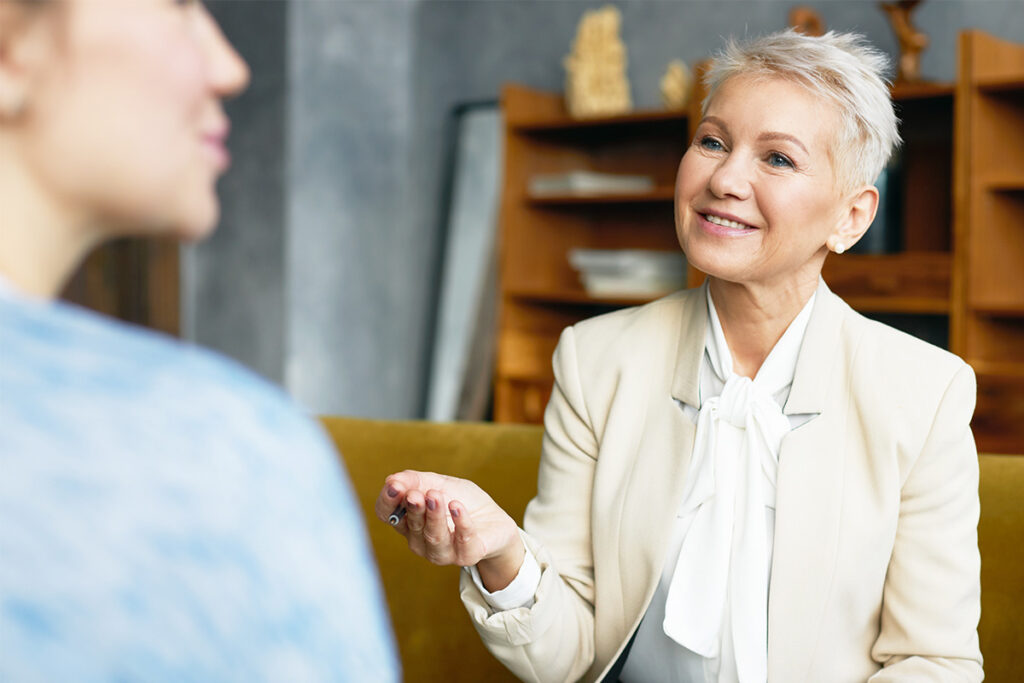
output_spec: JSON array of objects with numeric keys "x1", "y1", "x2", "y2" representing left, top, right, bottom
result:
[
  {"x1": 494, "y1": 85, "x2": 687, "y2": 423},
  {"x1": 493, "y1": 33, "x2": 1024, "y2": 454},
  {"x1": 952, "y1": 31, "x2": 1024, "y2": 453}
]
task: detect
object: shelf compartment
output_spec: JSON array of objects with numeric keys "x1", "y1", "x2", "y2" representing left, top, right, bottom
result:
[
  {"x1": 496, "y1": 329, "x2": 559, "y2": 380},
  {"x1": 973, "y1": 370, "x2": 1024, "y2": 454},
  {"x1": 967, "y1": 190, "x2": 1024, "y2": 312},
  {"x1": 822, "y1": 252, "x2": 951, "y2": 314},
  {"x1": 961, "y1": 30, "x2": 1024, "y2": 96},
  {"x1": 964, "y1": 316, "x2": 1024, "y2": 365},
  {"x1": 494, "y1": 377, "x2": 553, "y2": 425}
]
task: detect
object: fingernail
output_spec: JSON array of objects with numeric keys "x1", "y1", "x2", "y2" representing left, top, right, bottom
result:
[
  {"x1": 426, "y1": 498, "x2": 437, "y2": 511},
  {"x1": 451, "y1": 506, "x2": 461, "y2": 518},
  {"x1": 386, "y1": 486, "x2": 398, "y2": 498}
]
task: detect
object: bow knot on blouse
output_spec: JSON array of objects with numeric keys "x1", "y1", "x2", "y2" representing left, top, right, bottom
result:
[{"x1": 662, "y1": 289, "x2": 814, "y2": 683}]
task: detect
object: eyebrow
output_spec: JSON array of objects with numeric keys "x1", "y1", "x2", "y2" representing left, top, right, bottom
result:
[{"x1": 700, "y1": 116, "x2": 810, "y2": 156}]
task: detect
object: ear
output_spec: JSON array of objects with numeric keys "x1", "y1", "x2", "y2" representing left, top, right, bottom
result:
[
  {"x1": 828, "y1": 185, "x2": 879, "y2": 253},
  {"x1": 0, "y1": 4, "x2": 55, "y2": 121}
]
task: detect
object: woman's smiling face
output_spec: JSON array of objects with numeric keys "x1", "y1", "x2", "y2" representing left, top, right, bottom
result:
[{"x1": 675, "y1": 74, "x2": 855, "y2": 290}]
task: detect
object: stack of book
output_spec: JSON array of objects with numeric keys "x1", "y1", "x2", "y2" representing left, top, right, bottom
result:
[
  {"x1": 568, "y1": 248, "x2": 686, "y2": 298},
  {"x1": 528, "y1": 171, "x2": 654, "y2": 197}
]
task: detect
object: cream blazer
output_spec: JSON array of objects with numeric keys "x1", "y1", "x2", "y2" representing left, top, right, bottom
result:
[{"x1": 460, "y1": 282, "x2": 982, "y2": 682}]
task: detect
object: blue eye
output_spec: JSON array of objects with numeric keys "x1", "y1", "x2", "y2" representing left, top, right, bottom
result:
[
  {"x1": 767, "y1": 152, "x2": 794, "y2": 169},
  {"x1": 699, "y1": 136, "x2": 724, "y2": 152}
]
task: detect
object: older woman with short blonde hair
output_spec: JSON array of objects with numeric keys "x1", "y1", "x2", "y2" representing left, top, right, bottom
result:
[{"x1": 380, "y1": 29, "x2": 982, "y2": 682}]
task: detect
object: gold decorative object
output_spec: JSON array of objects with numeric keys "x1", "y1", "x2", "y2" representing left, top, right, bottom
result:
[
  {"x1": 660, "y1": 59, "x2": 692, "y2": 110},
  {"x1": 788, "y1": 6, "x2": 826, "y2": 36},
  {"x1": 879, "y1": 0, "x2": 930, "y2": 82},
  {"x1": 564, "y1": 5, "x2": 632, "y2": 118}
]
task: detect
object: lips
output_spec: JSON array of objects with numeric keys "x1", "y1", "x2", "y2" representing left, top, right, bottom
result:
[
  {"x1": 696, "y1": 209, "x2": 758, "y2": 237},
  {"x1": 201, "y1": 123, "x2": 231, "y2": 172}
]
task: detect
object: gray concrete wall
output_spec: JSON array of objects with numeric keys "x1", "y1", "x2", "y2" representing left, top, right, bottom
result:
[
  {"x1": 286, "y1": 0, "x2": 424, "y2": 417},
  {"x1": 187, "y1": 0, "x2": 1024, "y2": 417},
  {"x1": 184, "y1": 0, "x2": 287, "y2": 384}
]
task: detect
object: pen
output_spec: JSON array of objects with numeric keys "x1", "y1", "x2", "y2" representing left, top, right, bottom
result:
[{"x1": 388, "y1": 505, "x2": 407, "y2": 526}]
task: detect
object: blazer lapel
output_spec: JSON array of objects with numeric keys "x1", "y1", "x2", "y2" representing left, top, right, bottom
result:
[
  {"x1": 769, "y1": 281, "x2": 851, "y2": 680},
  {"x1": 615, "y1": 287, "x2": 707, "y2": 626}
]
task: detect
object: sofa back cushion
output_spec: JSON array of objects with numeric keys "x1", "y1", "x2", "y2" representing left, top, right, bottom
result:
[
  {"x1": 978, "y1": 453, "x2": 1024, "y2": 682},
  {"x1": 321, "y1": 418, "x2": 1022, "y2": 682}
]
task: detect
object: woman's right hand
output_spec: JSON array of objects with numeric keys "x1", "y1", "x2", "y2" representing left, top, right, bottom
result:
[{"x1": 375, "y1": 470, "x2": 526, "y2": 591}]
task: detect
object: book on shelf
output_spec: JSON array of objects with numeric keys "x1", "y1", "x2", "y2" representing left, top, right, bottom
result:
[
  {"x1": 569, "y1": 248, "x2": 686, "y2": 298},
  {"x1": 528, "y1": 171, "x2": 655, "y2": 197}
]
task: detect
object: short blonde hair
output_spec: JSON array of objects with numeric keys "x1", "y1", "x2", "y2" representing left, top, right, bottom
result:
[{"x1": 703, "y1": 29, "x2": 901, "y2": 192}]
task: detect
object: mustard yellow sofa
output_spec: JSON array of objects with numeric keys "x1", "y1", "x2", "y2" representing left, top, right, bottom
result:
[{"x1": 320, "y1": 417, "x2": 1024, "y2": 683}]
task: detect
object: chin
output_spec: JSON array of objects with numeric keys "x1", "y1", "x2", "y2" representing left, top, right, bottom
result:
[
  {"x1": 171, "y1": 195, "x2": 221, "y2": 243},
  {"x1": 680, "y1": 237, "x2": 746, "y2": 281},
  {"x1": 176, "y1": 215, "x2": 219, "y2": 243}
]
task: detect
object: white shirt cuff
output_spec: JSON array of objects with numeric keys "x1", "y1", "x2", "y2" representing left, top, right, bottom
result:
[{"x1": 466, "y1": 541, "x2": 541, "y2": 611}]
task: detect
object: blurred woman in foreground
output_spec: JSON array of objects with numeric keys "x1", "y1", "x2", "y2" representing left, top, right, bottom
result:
[
  {"x1": 379, "y1": 30, "x2": 982, "y2": 682},
  {"x1": 0, "y1": 1, "x2": 398, "y2": 679}
]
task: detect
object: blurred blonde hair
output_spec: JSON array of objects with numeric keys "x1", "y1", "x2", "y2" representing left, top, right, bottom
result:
[{"x1": 703, "y1": 29, "x2": 901, "y2": 192}]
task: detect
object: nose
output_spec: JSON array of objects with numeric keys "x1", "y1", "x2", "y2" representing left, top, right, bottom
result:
[
  {"x1": 707, "y1": 151, "x2": 752, "y2": 201},
  {"x1": 199, "y1": 6, "x2": 251, "y2": 99}
]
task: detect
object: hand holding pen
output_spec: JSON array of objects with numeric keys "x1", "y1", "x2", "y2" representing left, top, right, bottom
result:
[{"x1": 375, "y1": 470, "x2": 526, "y2": 590}]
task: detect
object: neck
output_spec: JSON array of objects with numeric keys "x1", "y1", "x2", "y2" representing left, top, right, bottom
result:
[
  {"x1": 0, "y1": 155, "x2": 100, "y2": 299},
  {"x1": 708, "y1": 274, "x2": 819, "y2": 378}
]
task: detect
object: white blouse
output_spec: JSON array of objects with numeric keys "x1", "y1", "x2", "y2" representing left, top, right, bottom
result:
[{"x1": 471, "y1": 288, "x2": 817, "y2": 683}]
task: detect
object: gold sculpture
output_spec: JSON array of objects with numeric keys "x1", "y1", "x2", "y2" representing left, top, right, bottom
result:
[
  {"x1": 660, "y1": 60, "x2": 692, "y2": 110},
  {"x1": 564, "y1": 6, "x2": 633, "y2": 118},
  {"x1": 879, "y1": 0, "x2": 930, "y2": 82},
  {"x1": 788, "y1": 6, "x2": 826, "y2": 37}
]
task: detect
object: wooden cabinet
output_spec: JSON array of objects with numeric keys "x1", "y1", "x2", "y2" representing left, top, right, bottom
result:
[
  {"x1": 493, "y1": 84, "x2": 687, "y2": 423},
  {"x1": 493, "y1": 31, "x2": 1024, "y2": 454},
  {"x1": 952, "y1": 31, "x2": 1024, "y2": 453}
]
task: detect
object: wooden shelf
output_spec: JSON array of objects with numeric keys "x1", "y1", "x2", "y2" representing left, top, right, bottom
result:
[
  {"x1": 822, "y1": 252, "x2": 951, "y2": 314},
  {"x1": 977, "y1": 76, "x2": 1024, "y2": 94},
  {"x1": 891, "y1": 81, "x2": 955, "y2": 100},
  {"x1": 511, "y1": 108, "x2": 687, "y2": 133},
  {"x1": 980, "y1": 174, "x2": 1024, "y2": 192},
  {"x1": 507, "y1": 287, "x2": 667, "y2": 308},
  {"x1": 503, "y1": 83, "x2": 688, "y2": 133},
  {"x1": 842, "y1": 296, "x2": 950, "y2": 315},
  {"x1": 526, "y1": 187, "x2": 675, "y2": 206},
  {"x1": 969, "y1": 303, "x2": 1024, "y2": 317},
  {"x1": 971, "y1": 360, "x2": 1024, "y2": 380}
]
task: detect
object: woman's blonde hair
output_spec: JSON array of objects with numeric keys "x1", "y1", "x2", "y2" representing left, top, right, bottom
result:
[{"x1": 703, "y1": 29, "x2": 901, "y2": 192}]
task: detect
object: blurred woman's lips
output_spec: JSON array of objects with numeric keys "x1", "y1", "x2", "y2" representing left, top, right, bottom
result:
[
  {"x1": 201, "y1": 130, "x2": 230, "y2": 172},
  {"x1": 200, "y1": 115, "x2": 232, "y2": 171}
]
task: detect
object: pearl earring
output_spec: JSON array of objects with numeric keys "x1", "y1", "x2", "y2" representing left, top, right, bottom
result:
[{"x1": 833, "y1": 242, "x2": 846, "y2": 255}]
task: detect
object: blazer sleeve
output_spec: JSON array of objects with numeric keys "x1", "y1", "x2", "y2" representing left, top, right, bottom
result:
[
  {"x1": 869, "y1": 363, "x2": 983, "y2": 681},
  {"x1": 459, "y1": 326, "x2": 599, "y2": 683}
]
